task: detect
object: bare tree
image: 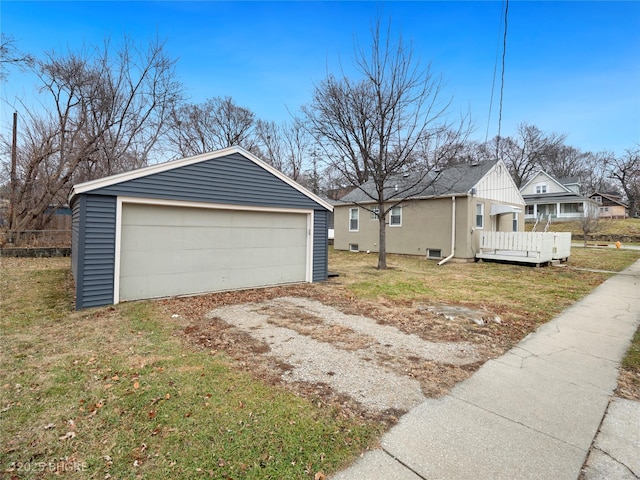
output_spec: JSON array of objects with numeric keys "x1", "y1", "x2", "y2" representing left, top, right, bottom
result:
[
  {"x1": 168, "y1": 96, "x2": 256, "y2": 156},
  {"x1": 254, "y1": 119, "x2": 312, "y2": 181},
  {"x1": 575, "y1": 208, "x2": 605, "y2": 247},
  {"x1": 493, "y1": 123, "x2": 566, "y2": 187},
  {"x1": 580, "y1": 151, "x2": 619, "y2": 196},
  {"x1": 0, "y1": 33, "x2": 34, "y2": 79},
  {"x1": 542, "y1": 145, "x2": 589, "y2": 183},
  {"x1": 608, "y1": 147, "x2": 640, "y2": 217},
  {"x1": 254, "y1": 120, "x2": 285, "y2": 172},
  {"x1": 1, "y1": 37, "x2": 181, "y2": 232},
  {"x1": 302, "y1": 18, "x2": 467, "y2": 268}
]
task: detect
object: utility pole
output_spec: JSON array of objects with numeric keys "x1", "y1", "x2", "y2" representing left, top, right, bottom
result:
[{"x1": 9, "y1": 111, "x2": 18, "y2": 242}]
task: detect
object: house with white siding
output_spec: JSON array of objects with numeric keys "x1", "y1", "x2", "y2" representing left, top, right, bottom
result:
[
  {"x1": 333, "y1": 160, "x2": 525, "y2": 262},
  {"x1": 520, "y1": 171, "x2": 599, "y2": 222}
]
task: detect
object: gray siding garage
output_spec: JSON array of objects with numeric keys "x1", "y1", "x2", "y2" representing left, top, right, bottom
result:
[{"x1": 70, "y1": 147, "x2": 332, "y2": 309}]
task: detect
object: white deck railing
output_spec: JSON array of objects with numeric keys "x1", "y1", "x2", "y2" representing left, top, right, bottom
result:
[{"x1": 476, "y1": 231, "x2": 572, "y2": 265}]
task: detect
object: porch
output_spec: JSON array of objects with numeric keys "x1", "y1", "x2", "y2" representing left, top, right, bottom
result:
[
  {"x1": 524, "y1": 202, "x2": 583, "y2": 221},
  {"x1": 476, "y1": 231, "x2": 572, "y2": 266}
]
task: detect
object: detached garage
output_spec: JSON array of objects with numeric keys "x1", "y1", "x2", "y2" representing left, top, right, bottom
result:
[{"x1": 70, "y1": 146, "x2": 333, "y2": 309}]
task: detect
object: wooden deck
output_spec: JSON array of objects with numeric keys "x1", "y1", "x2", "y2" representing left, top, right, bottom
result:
[{"x1": 476, "y1": 232, "x2": 572, "y2": 266}]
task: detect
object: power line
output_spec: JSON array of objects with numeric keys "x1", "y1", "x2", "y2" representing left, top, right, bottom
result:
[
  {"x1": 496, "y1": 0, "x2": 509, "y2": 158},
  {"x1": 485, "y1": 1, "x2": 506, "y2": 144}
]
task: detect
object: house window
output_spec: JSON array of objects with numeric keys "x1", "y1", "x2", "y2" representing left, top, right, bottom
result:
[
  {"x1": 560, "y1": 203, "x2": 580, "y2": 214},
  {"x1": 427, "y1": 248, "x2": 442, "y2": 259},
  {"x1": 525, "y1": 205, "x2": 534, "y2": 215},
  {"x1": 370, "y1": 208, "x2": 379, "y2": 220},
  {"x1": 349, "y1": 208, "x2": 359, "y2": 231},
  {"x1": 389, "y1": 206, "x2": 402, "y2": 226},
  {"x1": 594, "y1": 196, "x2": 602, "y2": 204},
  {"x1": 349, "y1": 243, "x2": 359, "y2": 252},
  {"x1": 475, "y1": 203, "x2": 484, "y2": 229},
  {"x1": 512, "y1": 212, "x2": 518, "y2": 232},
  {"x1": 535, "y1": 183, "x2": 548, "y2": 194}
]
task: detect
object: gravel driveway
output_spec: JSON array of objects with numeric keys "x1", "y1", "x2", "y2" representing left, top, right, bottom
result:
[{"x1": 206, "y1": 297, "x2": 480, "y2": 414}]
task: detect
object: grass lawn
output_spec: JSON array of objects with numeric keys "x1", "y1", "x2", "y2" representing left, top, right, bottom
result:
[
  {"x1": 619, "y1": 325, "x2": 640, "y2": 402},
  {"x1": 0, "y1": 258, "x2": 381, "y2": 479},
  {"x1": 328, "y1": 246, "x2": 640, "y2": 342},
  {"x1": 2, "y1": 246, "x2": 639, "y2": 479},
  {"x1": 530, "y1": 217, "x2": 640, "y2": 245}
]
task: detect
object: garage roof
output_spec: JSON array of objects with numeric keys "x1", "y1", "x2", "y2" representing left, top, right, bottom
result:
[{"x1": 69, "y1": 146, "x2": 333, "y2": 212}]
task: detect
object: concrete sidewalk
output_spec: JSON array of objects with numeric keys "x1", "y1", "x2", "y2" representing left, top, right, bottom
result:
[{"x1": 332, "y1": 260, "x2": 640, "y2": 480}]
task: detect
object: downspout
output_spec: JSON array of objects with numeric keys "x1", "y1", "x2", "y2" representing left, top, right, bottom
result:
[{"x1": 438, "y1": 196, "x2": 456, "y2": 266}]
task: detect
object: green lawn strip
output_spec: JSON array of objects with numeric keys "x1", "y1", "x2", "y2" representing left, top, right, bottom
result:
[
  {"x1": 532, "y1": 218, "x2": 640, "y2": 238},
  {"x1": 617, "y1": 326, "x2": 640, "y2": 400},
  {"x1": 621, "y1": 327, "x2": 640, "y2": 382},
  {"x1": 1, "y1": 260, "x2": 381, "y2": 479},
  {"x1": 568, "y1": 247, "x2": 640, "y2": 271}
]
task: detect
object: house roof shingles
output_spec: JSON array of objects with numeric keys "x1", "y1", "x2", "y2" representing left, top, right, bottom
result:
[{"x1": 339, "y1": 160, "x2": 498, "y2": 204}]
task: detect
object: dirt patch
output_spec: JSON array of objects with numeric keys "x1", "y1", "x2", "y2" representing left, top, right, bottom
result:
[
  {"x1": 259, "y1": 303, "x2": 374, "y2": 351},
  {"x1": 160, "y1": 283, "x2": 513, "y2": 425},
  {"x1": 616, "y1": 370, "x2": 640, "y2": 401}
]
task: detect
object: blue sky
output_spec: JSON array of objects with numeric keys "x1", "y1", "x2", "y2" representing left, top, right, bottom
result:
[{"x1": 1, "y1": 1, "x2": 639, "y2": 156}]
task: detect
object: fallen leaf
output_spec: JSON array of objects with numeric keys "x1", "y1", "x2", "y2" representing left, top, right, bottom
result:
[
  {"x1": 315, "y1": 472, "x2": 326, "y2": 480},
  {"x1": 59, "y1": 431, "x2": 76, "y2": 441},
  {"x1": 43, "y1": 423, "x2": 55, "y2": 430},
  {"x1": 133, "y1": 381, "x2": 140, "y2": 389}
]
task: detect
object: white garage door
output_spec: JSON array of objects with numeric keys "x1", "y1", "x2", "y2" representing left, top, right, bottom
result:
[{"x1": 119, "y1": 203, "x2": 309, "y2": 302}]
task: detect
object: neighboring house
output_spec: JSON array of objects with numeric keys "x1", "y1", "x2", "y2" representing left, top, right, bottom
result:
[
  {"x1": 589, "y1": 192, "x2": 628, "y2": 219},
  {"x1": 43, "y1": 205, "x2": 73, "y2": 231},
  {"x1": 70, "y1": 146, "x2": 333, "y2": 310},
  {"x1": 333, "y1": 160, "x2": 525, "y2": 261},
  {"x1": 520, "y1": 171, "x2": 599, "y2": 222}
]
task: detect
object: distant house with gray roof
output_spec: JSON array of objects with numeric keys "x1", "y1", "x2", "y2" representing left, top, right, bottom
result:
[
  {"x1": 333, "y1": 160, "x2": 525, "y2": 261},
  {"x1": 520, "y1": 171, "x2": 599, "y2": 222}
]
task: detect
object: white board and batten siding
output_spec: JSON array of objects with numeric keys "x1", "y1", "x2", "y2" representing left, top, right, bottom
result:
[{"x1": 474, "y1": 162, "x2": 525, "y2": 205}]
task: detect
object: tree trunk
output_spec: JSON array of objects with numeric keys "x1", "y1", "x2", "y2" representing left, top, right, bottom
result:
[{"x1": 378, "y1": 207, "x2": 387, "y2": 269}]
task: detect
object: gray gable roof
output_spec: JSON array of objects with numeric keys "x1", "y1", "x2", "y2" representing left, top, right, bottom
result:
[
  {"x1": 558, "y1": 176, "x2": 580, "y2": 186},
  {"x1": 339, "y1": 160, "x2": 498, "y2": 204},
  {"x1": 70, "y1": 146, "x2": 333, "y2": 212},
  {"x1": 590, "y1": 192, "x2": 628, "y2": 207}
]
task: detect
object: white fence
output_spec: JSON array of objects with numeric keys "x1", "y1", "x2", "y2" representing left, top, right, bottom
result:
[{"x1": 476, "y1": 231, "x2": 572, "y2": 265}]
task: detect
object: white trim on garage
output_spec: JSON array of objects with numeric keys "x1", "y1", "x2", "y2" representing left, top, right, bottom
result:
[{"x1": 113, "y1": 196, "x2": 315, "y2": 304}]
